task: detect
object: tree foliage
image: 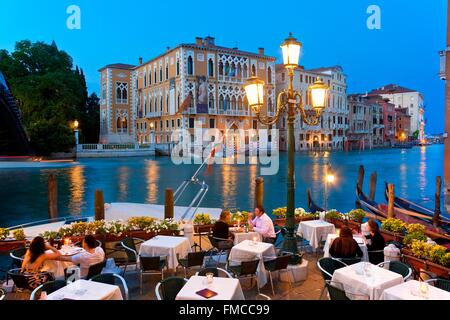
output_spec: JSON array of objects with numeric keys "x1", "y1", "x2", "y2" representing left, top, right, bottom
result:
[{"x1": 0, "y1": 40, "x2": 99, "y2": 155}]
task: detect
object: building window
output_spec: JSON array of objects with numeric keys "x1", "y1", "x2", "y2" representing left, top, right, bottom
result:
[
  {"x1": 219, "y1": 95, "x2": 224, "y2": 110},
  {"x1": 101, "y1": 83, "x2": 106, "y2": 101},
  {"x1": 149, "y1": 70, "x2": 152, "y2": 85},
  {"x1": 208, "y1": 59, "x2": 214, "y2": 77},
  {"x1": 209, "y1": 93, "x2": 214, "y2": 109},
  {"x1": 115, "y1": 82, "x2": 128, "y2": 104},
  {"x1": 187, "y1": 56, "x2": 193, "y2": 75},
  {"x1": 117, "y1": 116, "x2": 127, "y2": 133},
  {"x1": 166, "y1": 120, "x2": 169, "y2": 128},
  {"x1": 160, "y1": 96, "x2": 163, "y2": 112},
  {"x1": 176, "y1": 59, "x2": 180, "y2": 75},
  {"x1": 166, "y1": 95, "x2": 169, "y2": 113},
  {"x1": 219, "y1": 62, "x2": 224, "y2": 76},
  {"x1": 252, "y1": 120, "x2": 257, "y2": 129},
  {"x1": 177, "y1": 119, "x2": 180, "y2": 127},
  {"x1": 144, "y1": 73, "x2": 147, "y2": 87},
  {"x1": 159, "y1": 67, "x2": 163, "y2": 82},
  {"x1": 209, "y1": 118, "x2": 215, "y2": 128},
  {"x1": 251, "y1": 64, "x2": 256, "y2": 77},
  {"x1": 165, "y1": 65, "x2": 169, "y2": 80},
  {"x1": 224, "y1": 96, "x2": 230, "y2": 111},
  {"x1": 243, "y1": 64, "x2": 248, "y2": 78},
  {"x1": 189, "y1": 117, "x2": 195, "y2": 128},
  {"x1": 300, "y1": 134, "x2": 304, "y2": 141},
  {"x1": 267, "y1": 66, "x2": 272, "y2": 84}
]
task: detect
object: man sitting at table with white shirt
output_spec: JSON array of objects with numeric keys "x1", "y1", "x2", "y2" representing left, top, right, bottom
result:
[
  {"x1": 59, "y1": 235, "x2": 105, "y2": 278},
  {"x1": 247, "y1": 206, "x2": 276, "y2": 244}
]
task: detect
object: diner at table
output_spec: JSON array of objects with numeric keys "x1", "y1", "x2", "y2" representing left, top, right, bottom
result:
[
  {"x1": 211, "y1": 210, "x2": 234, "y2": 249},
  {"x1": 323, "y1": 232, "x2": 369, "y2": 262},
  {"x1": 139, "y1": 235, "x2": 192, "y2": 270},
  {"x1": 331, "y1": 261, "x2": 404, "y2": 300},
  {"x1": 175, "y1": 275, "x2": 245, "y2": 300},
  {"x1": 247, "y1": 206, "x2": 276, "y2": 244},
  {"x1": 328, "y1": 226, "x2": 364, "y2": 260}
]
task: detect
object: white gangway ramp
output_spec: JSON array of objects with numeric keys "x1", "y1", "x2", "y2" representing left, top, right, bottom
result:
[{"x1": 104, "y1": 202, "x2": 222, "y2": 221}]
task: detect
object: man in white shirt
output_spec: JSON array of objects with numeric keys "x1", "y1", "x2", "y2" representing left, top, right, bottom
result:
[
  {"x1": 248, "y1": 206, "x2": 276, "y2": 243},
  {"x1": 59, "y1": 235, "x2": 105, "y2": 278}
]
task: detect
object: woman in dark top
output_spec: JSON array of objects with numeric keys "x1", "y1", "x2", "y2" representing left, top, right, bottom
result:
[
  {"x1": 365, "y1": 218, "x2": 386, "y2": 251},
  {"x1": 212, "y1": 210, "x2": 234, "y2": 249},
  {"x1": 329, "y1": 226, "x2": 363, "y2": 258}
]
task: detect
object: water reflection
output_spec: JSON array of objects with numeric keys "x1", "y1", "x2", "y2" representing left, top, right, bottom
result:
[
  {"x1": 419, "y1": 146, "x2": 427, "y2": 200},
  {"x1": 68, "y1": 165, "x2": 85, "y2": 215},
  {"x1": 221, "y1": 165, "x2": 238, "y2": 209},
  {"x1": 145, "y1": 160, "x2": 160, "y2": 203},
  {"x1": 118, "y1": 166, "x2": 130, "y2": 201}
]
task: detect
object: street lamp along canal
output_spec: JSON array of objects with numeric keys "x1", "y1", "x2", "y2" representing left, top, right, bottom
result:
[
  {"x1": 73, "y1": 120, "x2": 79, "y2": 145},
  {"x1": 244, "y1": 33, "x2": 329, "y2": 263}
]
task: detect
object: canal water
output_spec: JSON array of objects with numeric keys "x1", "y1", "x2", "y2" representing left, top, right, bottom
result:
[{"x1": 0, "y1": 144, "x2": 446, "y2": 227}]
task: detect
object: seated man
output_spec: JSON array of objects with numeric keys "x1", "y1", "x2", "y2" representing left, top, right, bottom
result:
[
  {"x1": 212, "y1": 210, "x2": 234, "y2": 250},
  {"x1": 247, "y1": 206, "x2": 276, "y2": 244},
  {"x1": 59, "y1": 235, "x2": 105, "y2": 278}
]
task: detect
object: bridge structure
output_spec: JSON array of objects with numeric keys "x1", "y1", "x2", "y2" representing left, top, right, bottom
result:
[{"x1": 0, "y1": 71, "x2": 32, "y2": 156}]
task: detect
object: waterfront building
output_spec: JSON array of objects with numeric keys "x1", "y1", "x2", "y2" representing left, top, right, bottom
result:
[
  {"x1": 276, "y1": 65, "x2": 348, "y2": 151},
  {"x1": 347, "y1": 94, "x2": 385, "y2": 150},
  {"x1": 367, "y1": 95, "x2": 395, "y2": 145},
  {"x1": 369, "y1": 84, "x2": 424, "y2": 134},
  {"x1": 99, "y1": 37, "x2": 276, "y2": 150},
  {"x1": 395, "y1": 107, "x2": 411, "y2": 142}
]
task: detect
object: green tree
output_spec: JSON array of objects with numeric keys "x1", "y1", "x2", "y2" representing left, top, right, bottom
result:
[
  {"x1": 0, "y1": 40, "x2": 99, "y2": 155},
  {"x1": 412, "y1": 130, "x2": 419, "y2": 140}
]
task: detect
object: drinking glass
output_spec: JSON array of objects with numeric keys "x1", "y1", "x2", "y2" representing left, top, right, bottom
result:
[{"x1": 206, "y1": 272, "x2": 214, "y2": 285}]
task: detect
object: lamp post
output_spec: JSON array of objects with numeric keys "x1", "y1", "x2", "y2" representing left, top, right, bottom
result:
[
  {"x1": 73, "y1": 120, "x2": 79, "y2": 145},
  {"x1": 324, "y1": 163, "x2": 335, "y2": 211},
  {"x1": 244, "y1": 33, "x2": 329, "y2": 262}
]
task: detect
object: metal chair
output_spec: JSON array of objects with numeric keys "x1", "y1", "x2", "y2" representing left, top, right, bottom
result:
[
  {"x1": 316, "y1": 257, "x2": 347, "y2": 299},
  {"x1": 155, "y1": 276, "x2": 188, "y2": 300},
  {"x1": 263, "y1": 252, "x2": 292, "y2": 296},
  {"x1": 367, "y1": 249, "x2": 385, "y2": 265},
  {"x1": 7, "y1": 268, "x2": 53, "y2": 293},
  {"x1": 10, "y1": 247, "x2": 26, "y2": 269},
  {"x1": 195, "y1": 267, "x2": 233, "y2": 278},
  {"x1": 333, "y1": 256, "x2": 362, "y2": 266},
  {"x1": 85, "y1": 260, "x2": 106, "y2": 280},
  {"x1": 0, "y1": 288, "x2": 6, "y2": 300},
  {"x1": 139, "y1": 255, "x2": 167, "y2": 294},
  {"x1": 377, "y1": 260, "x2": 412, "y2": 281},
  {"x1": 255, "y1": 293, "x2": 272, "y2": 300},
  {"x1": 30, "y1": 280, "x2": 67, "y2": 300},
  {"x1": 177, "y1": 251, "x2": 206, "y2": 278},
  {"x1": 119, "y1": 237, "x2": 144, "y2": 275},
  {"x1": 227, "y1": 259, "x2": 260, "y2": 294},
  {"x1": 90, "y1": 273, "x2": 129, "y2": 300},
  {"x1": 425, "y1": 278, "x2": 450, "y2": 292},
  {"x1": 206, "y1": 235, "x2": 231, "y2": 268}
]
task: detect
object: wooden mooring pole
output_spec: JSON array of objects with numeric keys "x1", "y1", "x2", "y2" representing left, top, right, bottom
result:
[
  {"x1": 165, "y1": 188, "x2": 174, "y2": 220},
  {"x1": 387, "y1": 183, "x2": 395, "y2": 218},
  {"x1": 48, "y1": 174, "x2": 58, "y2": 219},
  {"x1": 356, "y1": 165, "x2": 365, "y2": 208},
  {"x1": 255, "y1": 177, "x2": 264, "y2": 209},
  {"x1": 369, "y1": 172, "x2": 377, "y2": 201},
  {"x1": 434, "y1": 176, "x2": 442, "y2": 227},
  {"x1": 94, "y1": 190, "x2": 105, "y2": 221}
]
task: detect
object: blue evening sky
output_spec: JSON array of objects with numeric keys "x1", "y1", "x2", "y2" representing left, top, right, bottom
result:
[{"x1": 0, "y1": 0, "x2": 446, "y2": 133}]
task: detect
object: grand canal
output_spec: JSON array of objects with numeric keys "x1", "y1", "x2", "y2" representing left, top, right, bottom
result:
[{"x1": 0, "y1": 144, "x2": 446, "y2": 227}]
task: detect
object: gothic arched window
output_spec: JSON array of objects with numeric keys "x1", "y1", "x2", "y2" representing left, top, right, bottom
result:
[{"x1": 187, "y1": 56, "x2": 193, "y2": 75}]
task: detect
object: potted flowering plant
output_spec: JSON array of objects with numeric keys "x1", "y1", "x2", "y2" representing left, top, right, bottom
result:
[
  {"x1": 12, "y1": 229, "x2": 26, "y2": 241},
  {"x1": 193, "y1": 213, "x2": 212, "y2": 225},
  {"x1": 348, "y1": 209, "x2": 366, "y2": 223},
  {"x1": 0, "y1": 228, "x2": 9, "y2": 240}
]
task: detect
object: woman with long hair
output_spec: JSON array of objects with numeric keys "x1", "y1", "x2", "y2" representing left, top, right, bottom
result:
[{"x1": 21, "y1": 236, "x2": 61, "y2": 272}]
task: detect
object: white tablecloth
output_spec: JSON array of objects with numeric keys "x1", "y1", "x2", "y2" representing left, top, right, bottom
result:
[
  {"x1": 297, "y1": 220, "x2": 336, "y2": 249},
  {"x1": 46, "y1": 279, "x2": 123, "y2": 300},
  {"x1": 380, "y1": 280, "x2": 450, "y2": 300},
  {"x1": 323, "y1": 234, "x2": 369, "y2": 262},
  {"x1": 228, "y1": 240, "x2": 277, "y2": 288},
  {"x1": 176, "y1": 276, "x2": 245, "y2": 300},
  {"x1": 331, "y1": 262, "x2": 403, "y2": 300},
  {"x1": 232, "y1": 231, "x2": 262, "y2": 245},
  {"x1": 139, "y1": 235, "x2": 192, "y2": 269}
]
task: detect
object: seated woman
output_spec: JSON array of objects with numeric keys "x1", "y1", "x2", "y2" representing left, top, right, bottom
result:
[
  {"x1": 212, "y1": 210, "x2": 234, "y2": 250},
  {"x1": 21, "y1": 236, "x2": 61, "y2": 273},
  {"x1": 329, "y1": 226, "x2": 363, "y2": 259},
  {"x1": 365, "y1": 218, "x2": 386, "y2": 250}
]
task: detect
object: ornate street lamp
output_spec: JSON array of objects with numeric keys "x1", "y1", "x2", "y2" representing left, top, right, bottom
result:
[
  {"x1": 73, "y1": 120, "x2": 79, "y2": 145},
  {"x1": 244, "y1": 33, "x2": 329, "y2": 263}
]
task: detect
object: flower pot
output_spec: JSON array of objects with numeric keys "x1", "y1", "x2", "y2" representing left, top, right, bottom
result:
[
  {"x1": 401, "y1": 251, "x2": 450, "y2": 280},
  {"x1": 380, "y1": 229, "x2": 405, "y2": 243},
  {"x1": 0, "y1": 240, "x2": 26, "y2": 252}
]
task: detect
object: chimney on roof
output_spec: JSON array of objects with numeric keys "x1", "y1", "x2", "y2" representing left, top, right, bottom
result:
[
  {"x1": 204, "y1": 36, "x2": 215, "y2": 46},
  {"x1": 166, "y1": 46, "x2": 170, "y2": 51},
  {"x1": 195, "y1": 37, "x2": 203, "y2": 45},
  {"x1": 139, "y1": 57, "x2": 143, "y2": 65},
  {"x1": 258, "y1": 47, "x2": 265, "y2": 55}
]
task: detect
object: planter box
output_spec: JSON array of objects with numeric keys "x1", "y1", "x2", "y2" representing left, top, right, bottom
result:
[
  {"x1": 401, "y1": 250, "x2": 450, "y2": 280},
  {"x1": 325, "y1": 218, "x2": 362, "y2": 233},
  {"x1": 0, "y1": 240, "x2": 26, "y2": 252},
  {"x1": 193, "y1": 224, "x2": 214, "y2": 234},
  {"x1": 274, "y1": 216, "x2": 315, "y2": 227},
  {"x1": 380, "y1": 229, "x2": 405, "y2": 243}
]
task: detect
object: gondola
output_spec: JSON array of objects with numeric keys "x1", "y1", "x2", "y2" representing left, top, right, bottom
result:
[
  {"x1": 307, "y1": 189, "x2": 325, "y2": 213},
  {"x1": 356, "y1": 184, "x2": 450, "y2": 241},
  {"x1": 384, "y1": 182, "x2": 450, "y2": 224}
]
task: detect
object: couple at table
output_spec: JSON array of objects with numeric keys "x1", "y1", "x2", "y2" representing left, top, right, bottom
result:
[
  {"x1": 212, "y1": 206, "x2": 276, "y2": 248},
  {"x1": 21, "y1": 235, "x2": 105, "y2": 280}
]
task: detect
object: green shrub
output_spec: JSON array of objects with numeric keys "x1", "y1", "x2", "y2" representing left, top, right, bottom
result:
[
  {"x1": 272, "y1": 207, "x2": 287, "y2": 218},
  {"x1": 0, "y1": 228, "x2": 9, "y2": 240},
  {"x1": 440, "y1": 252, "x2": 450, "y2": 268},
  {"x1": 403, "y1": 231, "x2": 427, "y2": 247},
  {"x1": 348, "y1": 209, "x2": 366, "y2": 222},
  {"x1": 410, "y1": 240, "x2": 432, "y2": 259},
  {"x1": 193, "y1": 213, "x2": 212, "y2": 225},
  {"x1": 325, "y1": 210, "x2": 344, "y2": 220},
  {"x1": 381, "y1": 218, "x2": 406, "y2": 234},
  {"x1": 12, "y1": 229, "x2": 26, "y2": 241},
  {"x1": 41, "y1": 231, "x2": 60, "y2": 241},
  {"x1": 406, "y1": 224, "x2": 426, "y2": 235},
  {"x1": 428, "y1": 245, "x2": 448, "y2": 264},
  {"x1": 127, "y1": 216, "x2": 155, "y2": 230}
]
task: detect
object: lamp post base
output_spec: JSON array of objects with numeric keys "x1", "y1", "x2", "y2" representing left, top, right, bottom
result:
[{"x1": 281, "y1": 231, "x2": 302, "y2": 265}]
